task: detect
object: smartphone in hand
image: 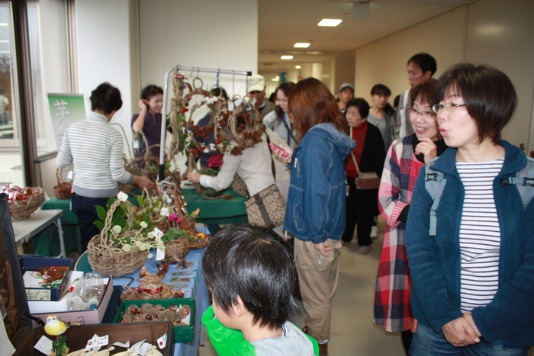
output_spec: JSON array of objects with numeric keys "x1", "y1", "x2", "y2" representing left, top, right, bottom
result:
[{"x1": 269, "y1": 142, "x2": 290, "y2": 158}]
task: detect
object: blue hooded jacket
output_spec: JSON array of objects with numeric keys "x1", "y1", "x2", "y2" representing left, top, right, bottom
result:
[{"x1": 284, "y1": 123, "x2": 355, "y2": 243}]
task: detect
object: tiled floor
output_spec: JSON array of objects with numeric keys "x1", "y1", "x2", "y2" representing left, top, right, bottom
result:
[{"x1": 199, "y1": 220, "x2": 406, "y2": 355}]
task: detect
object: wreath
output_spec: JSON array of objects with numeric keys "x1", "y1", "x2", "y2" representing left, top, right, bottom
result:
[{"x1": 213, "y1": 98, "x2": 265, "y2": 156}]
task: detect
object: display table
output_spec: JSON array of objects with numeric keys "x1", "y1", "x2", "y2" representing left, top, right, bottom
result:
[
  {"x1": 12, "y1": 208, "x2": 66, "y2": 258},
  {"x1": 181, "y1": 186, "x2": 247, "y2": 225},
  {"x1": 110, "y1": 248, "x2": 209, "y2": 356}
]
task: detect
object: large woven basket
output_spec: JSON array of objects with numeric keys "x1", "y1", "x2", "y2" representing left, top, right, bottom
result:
[
  {"x1": 87, "y1": 236, "x2": 147, "y2": 276},
  {"x1": 164, "y1": 238, "x2": 189, "y2": 264},
  {"x1": 53, "y1": 168, "x2": 72, "y2": 199},
  {"x1": 8, "y1": 187, "x2": 44, "y2": 221},
  {"x1": 87, "y1": 199, "x2": 147, "y2": 276}
]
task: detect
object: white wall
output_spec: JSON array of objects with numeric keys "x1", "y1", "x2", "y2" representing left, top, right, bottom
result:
[
  {"x1": 75, "y1": 0, "x2": 137, "y2": 156},
  {"x1": 138, "y1": 0, "x2": 258, "y2": 100},
  {"x1": 355, "y1": 0, "x2": 534, "y2": 150}
]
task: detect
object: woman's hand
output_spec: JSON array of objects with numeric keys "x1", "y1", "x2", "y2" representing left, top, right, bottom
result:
[
  {"x1": 134, "y1": 175, "x2": 155, "y2": 190},
  {"x1": 442, "y1": 316, "x2": 480, "y2": 347},
  {"x1": 138, "y1": 99, "x2": 148, "y2": 112},
  {"x1": 415, "y1": 137, "x2": 438, "y2": 163},
  {"x1": 187, "y1": 172, "x2": 201, "y2": 184},
  {"x1": 314, "y1": 241, "x2": 334, "y2": 257}
]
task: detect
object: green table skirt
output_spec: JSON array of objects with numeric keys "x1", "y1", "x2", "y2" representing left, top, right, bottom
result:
[{"x1": 181, "y1": 186, "x2": 248, "y2": 225}]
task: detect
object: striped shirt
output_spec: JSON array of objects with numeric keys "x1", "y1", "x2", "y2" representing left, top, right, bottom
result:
[
  {"x1": 457, "y1": 159, "x2": 503, "y2": 312},
  {"x1": 56, "y1": 112, "x2": 133, "y2": 198}
]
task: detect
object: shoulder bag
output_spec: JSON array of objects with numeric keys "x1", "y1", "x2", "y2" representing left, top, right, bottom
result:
[
  {"x1": 351, "y1": 152, "x2": 380, "y2": 190},
  {"x1": 245, "y1": 136, "x2": 286, "y2": 228}
]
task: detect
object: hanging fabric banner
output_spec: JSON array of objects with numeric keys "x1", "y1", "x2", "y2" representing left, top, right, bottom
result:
[{"x1": 47, "y1": 93, "x2": 86, "y2": 148}]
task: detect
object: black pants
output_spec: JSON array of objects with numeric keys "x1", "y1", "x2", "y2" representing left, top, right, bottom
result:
[
  {"x1": 71, "y1": 193, "x2": 109, "y2": 252},
  {"x1": 342, "y1": 177, "x2": 378, "y2": 246}
]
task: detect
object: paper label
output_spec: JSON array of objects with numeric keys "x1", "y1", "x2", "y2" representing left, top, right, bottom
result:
[
  {"x1": 86, "y1": 334, "x2": 109, "y2": 351},
  {"x1": 133, "y1": 140, "x2": 140, "y2": 149},
  {"x1": 157, "y1": 333, "x2": 167, "y2": 349},
  {"x1": 117, "y1": 191, "x2": 128, "y2": 202},
  {"x1": 156, "y1": 248, "x2": 165, "y2": 261},
  {"x1": 160, "y1": 207, "x2": 169, "y2": 217},
  {"x1": 153, "y1": 228, "x2": 164, "y2": 239},
  {"x1": 34, "y1": 335, "x2": 53, "y2": 355},
  {"x1": 67, "y1": 170, "x2": 74, "y2": 180}
]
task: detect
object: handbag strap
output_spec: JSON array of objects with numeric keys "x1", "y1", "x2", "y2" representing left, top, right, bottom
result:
[
  {"x1": 265, "y1": 133, "x2": 276, "y2": 179},
  {"x1": 350, "y1": 152, "x2": 361, "y2": 176}
]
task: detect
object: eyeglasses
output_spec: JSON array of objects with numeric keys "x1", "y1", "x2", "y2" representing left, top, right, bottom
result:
[
  {"x1": 432, "y1": 102, "x2": 467, "y2": 114},
  {"x1": 409, "y1": 108, "x2": 434, "y2": 119}
]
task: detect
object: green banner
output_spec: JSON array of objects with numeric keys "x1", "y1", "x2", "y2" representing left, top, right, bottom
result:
[{"x1": 47, "y1": 93, "x2": 86, "y2": 148}]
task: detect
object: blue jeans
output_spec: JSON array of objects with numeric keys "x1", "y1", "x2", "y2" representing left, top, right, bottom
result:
[{"x1": 410, "y1": 322, "x2": 528, "y2": 356}]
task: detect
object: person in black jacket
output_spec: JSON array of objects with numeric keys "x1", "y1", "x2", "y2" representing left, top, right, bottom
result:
[{"x1": 342, "y1": 98, "x2": 386, "y2": 254}]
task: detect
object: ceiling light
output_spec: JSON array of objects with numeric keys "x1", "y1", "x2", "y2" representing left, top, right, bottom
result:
[
  {"x1": 294, "y1": 42, "x2": 310, "y2": 48},
  {"x1": 272, "y1": 76, "x2": 280, "y2": 82},
  {"x1": 295, "y1": 65, "x2": 302, "y2": 69},
  {"x1": 318, "y1": 19, "x2": 342, "y2": 27},
  {"x1": 281, "y1": 55, "x2": 293, "y2": 60}
]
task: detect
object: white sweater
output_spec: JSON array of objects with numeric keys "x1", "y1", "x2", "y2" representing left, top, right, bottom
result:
[{"x1": 56, "y1": 112, "x2": 133, "y2": 198}]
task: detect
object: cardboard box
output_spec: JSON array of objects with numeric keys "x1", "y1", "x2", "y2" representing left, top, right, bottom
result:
[
  {"x1": 17, "y1": 322, "x2": 174, "y2": 356},
  {"x1": 29, "y1": 272, "x2": 113, "y2": 325},
  {"x1": 113, "y1": 298, "x2": 195, "y2": 343},
  {"x1": 19, "y1": 255, "x2": 73, "y2": 301}
]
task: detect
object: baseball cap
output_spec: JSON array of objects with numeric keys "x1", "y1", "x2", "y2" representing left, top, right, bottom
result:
[
  {"x1": 248, "y1": 75, "x2": 266, "y2": 92},
  {"x1": 339, "y1": 83, "x2": 354, "y2": 92}
]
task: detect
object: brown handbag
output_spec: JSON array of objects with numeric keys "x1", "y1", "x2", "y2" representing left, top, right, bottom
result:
[
  {"x1": 351, "y1": 152, "x2": 380, "y2": 190},
  {"x1": 245, "y1": 135, "x2": 287, "y2": 228},
  {"x1": 245, "y1": 184, "x2": 286, "y2": 228}
]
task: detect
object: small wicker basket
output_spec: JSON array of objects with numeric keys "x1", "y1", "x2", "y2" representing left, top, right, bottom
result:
[
  {"x1": 8, "y1": 187, "x2": 44, "y2": 221},
  {"x1": 53, "y1": 168, "x2": 72, "y2": 199},
  {"x1": 164, "y1": 238, "x2": 190, "y2": 264}
]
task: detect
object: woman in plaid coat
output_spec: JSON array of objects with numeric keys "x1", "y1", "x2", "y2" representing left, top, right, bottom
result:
[{"x1": 373, "y1": 80, "x2": 447, "y2": 354}]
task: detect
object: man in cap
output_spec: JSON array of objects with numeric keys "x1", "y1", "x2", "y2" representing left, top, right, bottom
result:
[
  {"x1": 248, "y1": 74, "x2": 276, "y2": 118},
  {"x1": 337, "y1": 83, "x2": 354, "y2": 114}
]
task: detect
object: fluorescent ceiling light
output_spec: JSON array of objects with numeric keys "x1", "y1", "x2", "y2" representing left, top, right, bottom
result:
[
  {"x1": 295, "y1": 65, "x2": 302, "y2": 69},
  {"x1": 272, "y1": 76, "x2": 280, "y2": 82},
  {"x1": 318, "y1": 19, "x2": 342, "y2": 27},
  {"x1": 281, "y1": 55, "x2": 293, "y2": 60},
  {"x1": 294, "y1": 42, "x2": 310, "y2": 48}
]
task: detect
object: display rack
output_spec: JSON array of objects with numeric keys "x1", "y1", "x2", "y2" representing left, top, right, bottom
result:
[{"x1": 158, "y1": 65, "x2": 252, "y2": 181}]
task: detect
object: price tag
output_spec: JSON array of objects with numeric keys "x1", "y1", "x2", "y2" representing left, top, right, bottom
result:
[
  {"x1": 117, "y1": 191, "x2": 128, "y2": 202},
  {"x1": 157, "y1": 333, "x2": 168, "y2": 349},
  {"x1": 86, "y1": 334, "x2": 109, "y2": 351},
  {"x1": 67, "y1": 170, "x2": 74, "y2": 180},
  {"x1": 160, "y1": 207, "x2": 169, "y2": 217},
  {"x1": 227, "y1": 101, "x2": 234, "y2": 111},
  {"x1": 34, "y1": 336, "x2": 53, "y2": 355},
  {"x1": 133, "y1": 140, "x2": 140, "y2": 149}
]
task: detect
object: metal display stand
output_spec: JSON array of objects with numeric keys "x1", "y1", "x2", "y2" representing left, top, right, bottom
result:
[{"x1": 158, "y1": 65, "x2": 251, "y2": 181}]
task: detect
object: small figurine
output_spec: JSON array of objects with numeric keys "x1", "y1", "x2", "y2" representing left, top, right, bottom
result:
[{"x1": 44, "y1": 315, "x2": 67, "y2": 336}]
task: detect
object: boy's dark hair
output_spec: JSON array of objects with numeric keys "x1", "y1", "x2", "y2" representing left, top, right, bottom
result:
[
  {"x1": 90, "y1": 82, "x2": 122, "y2": 114},
  {"x1": 408, "y1": 53, "x2": 437, "y2": 76},
  {"x1": 202, "y1": 224, "x2": 297, "y2": 329},
  {"x1": 346, "y1": 97, "x2": 370, "y2": 119},
  {"x1": 370, "y1": 83, "x2": 391, "y2": 97},
  {"x1": 140, "y1": 84, "x2": 163, "y2": 100},
  {"x1": 436, "y1": 63, "x2": 516, "y2": 144}
]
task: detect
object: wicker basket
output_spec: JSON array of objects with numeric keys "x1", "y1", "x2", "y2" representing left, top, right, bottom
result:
[
  {"x1": 87, "y1": 236, "x2": 147, "y2": 276},
  {"x1": 8, "y1": 187, "x2": 44, "y2": 221},
  {"x1": 53, "y1": 168, "x2": 72, "y2": 199},
  {"x1": 164, "y1": 238, "x2": 190, "y2": 264},
  {"x1": 188, "y1": 239, "x2": 209, "y2": 249},
  {"x1": 87, "y1": 199, "x2": 148, "y2": 276}
]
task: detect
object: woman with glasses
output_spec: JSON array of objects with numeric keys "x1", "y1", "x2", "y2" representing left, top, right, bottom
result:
[
  {"x1": 263, "y1": 81, "x2": 298, "y2": 148},
  {"x1": 374, "y1": 79, "x2": 447, "y2": 355},
  {"x1": 406, "y1": 63, "x2": 534, "y2": 354}
]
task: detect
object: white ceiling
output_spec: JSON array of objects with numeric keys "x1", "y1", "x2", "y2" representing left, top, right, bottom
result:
[{"x1": 258, "y1": 0, "x2": 479, "y2": 75}]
